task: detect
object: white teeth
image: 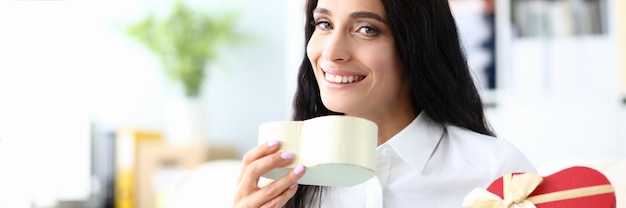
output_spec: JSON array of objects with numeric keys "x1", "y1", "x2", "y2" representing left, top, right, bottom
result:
[
  {"x1": 324, "y1": 73, "x2": 364, "y2": 84},
  {"x1": 334, "y1": 75, "x2": 342, "y2": 83}
]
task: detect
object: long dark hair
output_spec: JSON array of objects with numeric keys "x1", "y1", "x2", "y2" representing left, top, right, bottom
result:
[{"x1": 286, "y1": 0, "x2": 493, "y2": 207}]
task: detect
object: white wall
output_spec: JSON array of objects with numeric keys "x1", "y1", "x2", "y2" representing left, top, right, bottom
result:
[
  {"x1": 284, "y1": 0, "x2": 306, "y2": 118},
  {"x1": 0, "y1": 0, "x2": 288, "y2": 206},
  {"x1": 198, "y1": 0, "x2": 289, "y2": 155}
]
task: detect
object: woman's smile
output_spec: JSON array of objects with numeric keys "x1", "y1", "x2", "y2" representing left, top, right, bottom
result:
[
  {"x1": 323, "y1": 72, "x2": 365, "y2": 84},
  {"x1": 321, "y1": 67, "x2": 367, "y2": 87}
]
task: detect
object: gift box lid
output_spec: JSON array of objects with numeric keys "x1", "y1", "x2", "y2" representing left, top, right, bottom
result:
[{"x1": 462, "y1": 166, "x2": 616, "y2": 208}]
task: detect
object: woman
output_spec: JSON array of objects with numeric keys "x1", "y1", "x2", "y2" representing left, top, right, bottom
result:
[{"x1": 234, "y1": 0, "x2": 535, "y2": 207}]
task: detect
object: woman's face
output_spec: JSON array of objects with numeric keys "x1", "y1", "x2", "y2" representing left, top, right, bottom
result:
[{"x1": 307, "y1": 0, "x2": 410, "y2": 119}]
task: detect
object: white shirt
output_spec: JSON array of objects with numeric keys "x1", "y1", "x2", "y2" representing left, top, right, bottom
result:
[{"x1": 311, "y1": 113, "x2": 536, "y2": 207}]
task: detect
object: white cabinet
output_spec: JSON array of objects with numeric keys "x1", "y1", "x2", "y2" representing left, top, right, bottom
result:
[{"x1": 485, "y1": 0, "x2": 625, "y2": 164}]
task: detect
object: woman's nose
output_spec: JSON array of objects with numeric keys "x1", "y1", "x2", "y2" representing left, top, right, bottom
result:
[{"x1": 321, "y1": 32, "x2": 351, "y2": 62}]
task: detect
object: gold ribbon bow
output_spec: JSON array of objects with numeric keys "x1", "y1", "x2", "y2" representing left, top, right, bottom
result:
[{"x1": 462, "y1": 173, "x2": 614, "y2": 208}]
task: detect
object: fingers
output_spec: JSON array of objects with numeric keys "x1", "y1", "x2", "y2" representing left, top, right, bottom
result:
[
  {"x1": 234, "y1": 165, "x2": 307, "y2": 208},
  {"x1": 254, "y1": 166, "x2": 307, "y2": 208},
  {"x1": 240, "y1": 151, "x2": 297, "y2": 190},
  {"x1": 243, "y1": 140, "x2": 280, "y2": 165},
  {"x1": 254, "y1": 165, "x2": 304, "y2": 197},
  {"x1": 238, "y1": 140, "x2": 280, "y2": 183},
  {"x1": 234, "y1": 140, "x2": 308, "y2": 208}
]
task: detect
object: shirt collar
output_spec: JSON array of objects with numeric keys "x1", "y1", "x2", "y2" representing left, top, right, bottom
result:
[{"x1": 381, "y1": 112, "x2": 444, "y2": 173}]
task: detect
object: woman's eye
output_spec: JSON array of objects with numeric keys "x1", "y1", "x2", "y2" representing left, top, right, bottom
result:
[
  {"x1": 315, "y1": 21, "x2": 333, "y2": 30},
  {"x1": 358, "y1": 26, "x2": 379, "y2": 35}
]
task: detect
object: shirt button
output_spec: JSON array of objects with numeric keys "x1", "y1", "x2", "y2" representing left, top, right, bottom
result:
[{"x1": 382, "y1": 148, "x2": 390, "y2": 156}]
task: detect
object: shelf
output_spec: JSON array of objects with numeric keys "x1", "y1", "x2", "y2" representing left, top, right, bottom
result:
[
  {"x1": 510, "y1": 0, "x2": 608, "y2": 38},
  {"x1": 496, "y1": 0, "x2": 621, "y2": 94},
  {"x1": 487, "y1": 0, "x2": 626, "y2": 163}
]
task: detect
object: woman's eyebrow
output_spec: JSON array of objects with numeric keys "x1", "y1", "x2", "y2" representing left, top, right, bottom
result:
[
  {"x1": 351, "y1": 11, "x2": 387, "y2": 24},
  {"x1": 313, "y1": 7, "x2": 331, "y2": 15},
  {"x1": 313, "y1": 8, "x2": 387, "y2": 24}
]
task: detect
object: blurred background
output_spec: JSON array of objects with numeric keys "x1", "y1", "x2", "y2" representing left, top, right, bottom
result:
[{"x1": 0, "y1": 0, "x2": 624, "y2": 207}]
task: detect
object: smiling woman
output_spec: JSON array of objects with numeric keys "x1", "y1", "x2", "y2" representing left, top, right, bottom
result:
[
  {"x1": 307, "y1": 0, "x2": 411, "y2": 136},
  {"x1": 233, "y1": 0, "x2": 535, "y2": 207}
]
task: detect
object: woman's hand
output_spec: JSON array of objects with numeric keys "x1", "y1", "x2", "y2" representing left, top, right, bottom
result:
[{"x1": 234, "y1": 140, "x2": 306, "y2": 208}]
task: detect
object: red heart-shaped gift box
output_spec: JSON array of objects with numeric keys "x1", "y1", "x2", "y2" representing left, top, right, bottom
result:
[{"x1": 464, "y1": 166, "x2": 616, "y2": 207}]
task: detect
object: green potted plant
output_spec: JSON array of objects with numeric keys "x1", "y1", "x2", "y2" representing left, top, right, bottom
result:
[
  {"x1": 127, "y1": 1, "x2": 246, "y2": 98},
  {"x1": 126, "y1": 1, "x2": 247, "y2": 143}
]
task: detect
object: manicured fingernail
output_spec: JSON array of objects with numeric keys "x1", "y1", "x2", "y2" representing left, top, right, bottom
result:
[
  {"x1": 289, "y1": 183, "x2": 298, "y2": 189},
  {"x1": 293, "y1": 165, "x2": 305, "y2": 175},
  {"x1": 267, "y1": 140, "x2": 279, "y2": 147},
  {"x1": 280, "y1": 152, "x2": 293, "y2": 160}
]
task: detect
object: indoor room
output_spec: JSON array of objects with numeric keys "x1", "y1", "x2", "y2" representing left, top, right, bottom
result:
[{"x1": 0, "y1": 0, "x2": 624, "y2": 207}]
